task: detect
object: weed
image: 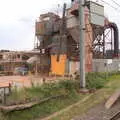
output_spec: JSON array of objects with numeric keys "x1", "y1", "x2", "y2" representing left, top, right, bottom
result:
[
  {"x1": 2, "y1": 72, "x2": 118, "y2": 120},
  {"x1": 86, "y1": 72, "x2": 107, "y2": 89}
]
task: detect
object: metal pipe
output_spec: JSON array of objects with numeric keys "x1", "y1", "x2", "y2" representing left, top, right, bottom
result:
[{"x1": 105, "y1": 23, "x2": 119, "y2": 57}]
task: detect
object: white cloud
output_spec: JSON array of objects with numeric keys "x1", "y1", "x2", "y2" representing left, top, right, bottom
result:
[
  {"x1": 0, "y1": 0, "x2": 119, "y2": 50},
  {"x1": 0, "y1": 0, "x2": 70, "y2": 50}
]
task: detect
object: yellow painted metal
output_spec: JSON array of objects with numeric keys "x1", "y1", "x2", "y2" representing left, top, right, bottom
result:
[{"x1": 51, "y1": 54, "x2": 67, "y2": 76}]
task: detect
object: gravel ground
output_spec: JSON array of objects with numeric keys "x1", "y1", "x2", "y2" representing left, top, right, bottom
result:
[{"x1": 73, "y1": 99, "x2": 120, "y2": 120}]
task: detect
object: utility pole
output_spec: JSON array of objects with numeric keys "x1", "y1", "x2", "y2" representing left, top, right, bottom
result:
[{"x1": 79, "y1": 0, "x2": 86, "y2": 88}]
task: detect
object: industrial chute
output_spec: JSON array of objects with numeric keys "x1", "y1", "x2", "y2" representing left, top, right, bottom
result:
[{"x1": 57, "y1": 3, "x2": 67, "y2": 62}]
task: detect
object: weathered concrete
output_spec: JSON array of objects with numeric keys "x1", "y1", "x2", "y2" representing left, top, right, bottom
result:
[{"x1": 92, "y1": 59, "x2": 120, "y2": 72}]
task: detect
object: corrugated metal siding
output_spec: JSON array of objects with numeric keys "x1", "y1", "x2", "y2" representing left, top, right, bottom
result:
[
  {"x1": 68, "y1": 26, "x2": 79, "y2": 42},
  {"x1": 35, "y1": 21, "x2": 53, "y2": 36},
  {"x1": 35, "y1": 22, "x2": 45, "y2": 35},
  {"x1": 53, "y1": 20, "x2": 61, "y2": 33},
  {"x1": 67, "y1": 12, "x2": 93, "y2": 72},
  {"x1": 67, "y1": 16, "x2": 79, "y2": 28},
  {"x1": 90, "y1": 13, "x2": 104, "y2": 26},
  {"x1": 89, "y1": 1, "x2": 104, "y2": 26},
  {"x1": 50, "y1": 35, "x2": 67, "y2": 54},
  {"x1": 90, "y1": 2, "x2": 104, "y2": 15}
]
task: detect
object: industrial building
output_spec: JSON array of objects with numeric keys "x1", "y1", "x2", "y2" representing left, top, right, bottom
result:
[
  {"x1": 35, "y1": 1, "x2": 119, "y2": 76},
  {"x1": 0, "y1": 50, "x2": 40, "y2": 75}
]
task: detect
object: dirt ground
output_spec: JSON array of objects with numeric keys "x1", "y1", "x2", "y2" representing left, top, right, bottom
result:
[
  {"x1": 0, "y1": 76, "x2": 31, "y2": 88},
  {"x1": 0, "y1": 75, "x2": 46, "y2": 88},
  {"x1": 73, "y1": 99, "x2": 120, "y2": 120},
  {"x1": 0, "y1": 75, "x2": 65, "y2": 88}
]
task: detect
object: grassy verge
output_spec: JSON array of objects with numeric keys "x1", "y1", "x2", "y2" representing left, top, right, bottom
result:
[
  {"x1": 50, "y1": 74, "x2": 120, "y2": 120},
  {"x1": 0, "y1": 72, "x2": 119, "y2": 120},
  {"x1": 1, "y1": 80, "x2": 84, "y2": 120}
]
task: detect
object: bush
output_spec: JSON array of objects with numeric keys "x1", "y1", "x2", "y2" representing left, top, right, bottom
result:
[
  {"x1": 10, "y1": 80, "x2": 79, "y2": 103},
  {"x1": 86, "y1": 72, "x2": 107, "y2": 89},
  {"x1": 59, "y1": 80, "x2": 78, "y2": 91},
  {"x1": 5, "y1": 80, "x2": 80, "y2": 120}
]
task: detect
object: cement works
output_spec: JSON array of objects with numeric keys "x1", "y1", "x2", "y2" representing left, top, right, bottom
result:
[{"x1": 0, "y1": 1, "x2": 119, "y2": 84}]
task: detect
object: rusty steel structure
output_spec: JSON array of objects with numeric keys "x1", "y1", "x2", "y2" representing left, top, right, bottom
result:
[
  {"x1": 92, "y1": 22, "x2": 119, "y2": 59},
  {"x1": 34, "y1": 1, "x2": 119, "y2": 75}
]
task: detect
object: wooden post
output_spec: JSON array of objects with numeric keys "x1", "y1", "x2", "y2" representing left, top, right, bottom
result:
[
  {"x1": 4, "y1": 88, "x2": 6, "y2": 105},
  {"x1": 9, "y1": 83, "x2": 11, "y2": 95},
  {"x1": 1, "y1": 88, "x2": 6, "y2": 105},
  {"x1": 35, "y1": 61, "x2": 38, "y2": 76}
]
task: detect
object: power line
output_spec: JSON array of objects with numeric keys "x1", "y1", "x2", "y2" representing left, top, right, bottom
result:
[
  {"x1": 111, "y1": 0, "x2": 120, "y2": 8},
  {"x1": 99, "y1": 0, "x2": 120, "y2": 12}
]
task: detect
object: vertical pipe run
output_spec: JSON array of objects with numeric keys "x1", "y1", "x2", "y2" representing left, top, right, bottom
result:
[
  {"x1": 105, "y1": 23, "x2": 119, "y2": 57},
  {"x1": 79, "y1": 0, "x2": 86, "y2": 88},
  {"x1": 103, "y1": 30, "x2": 105, "y2": 58},
  {"x1": 111, "y1": 28, "x2": 113, "y2": 56}
]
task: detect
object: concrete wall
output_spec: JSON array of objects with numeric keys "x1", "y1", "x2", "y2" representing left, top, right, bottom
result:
[
  {"x1": 67, "y1": 61, "x2": 79, "y2": 75},
  {"x1": 93, "y1": 59, "x2": 120, "y2": 72}
]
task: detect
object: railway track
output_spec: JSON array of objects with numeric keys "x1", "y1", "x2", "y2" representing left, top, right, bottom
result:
[{"x1": 110, "y1": 111, "x2": 120, "y2": 120}]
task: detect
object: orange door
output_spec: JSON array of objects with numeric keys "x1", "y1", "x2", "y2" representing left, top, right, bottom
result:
[{"x1": 51, "y1": 55, "x2": 67, "y2": 75}]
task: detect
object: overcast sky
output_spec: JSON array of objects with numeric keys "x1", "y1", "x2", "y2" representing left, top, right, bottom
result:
[{"x1": 0, "y1": 0, "x2": 119, "y2": 51}]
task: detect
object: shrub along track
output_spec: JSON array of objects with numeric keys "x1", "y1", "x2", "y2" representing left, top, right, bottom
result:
[
  {"x1": 1, "y1": 73, "x2": 120, "y2": 120},
  {"x1": 45, "y1": 75, "x2": 120, "y2": 120},
  {"x1": 0, "y1": 95, "x2": 66, "y2": 113}
]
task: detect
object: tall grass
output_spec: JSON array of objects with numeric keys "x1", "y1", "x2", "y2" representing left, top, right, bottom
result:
[
  {"x1": 2, "y1": 72, "x2": 116, "y2": 120},
  {"x1": 86, "y1": 72, "x2": 107, "y2": 89}
]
